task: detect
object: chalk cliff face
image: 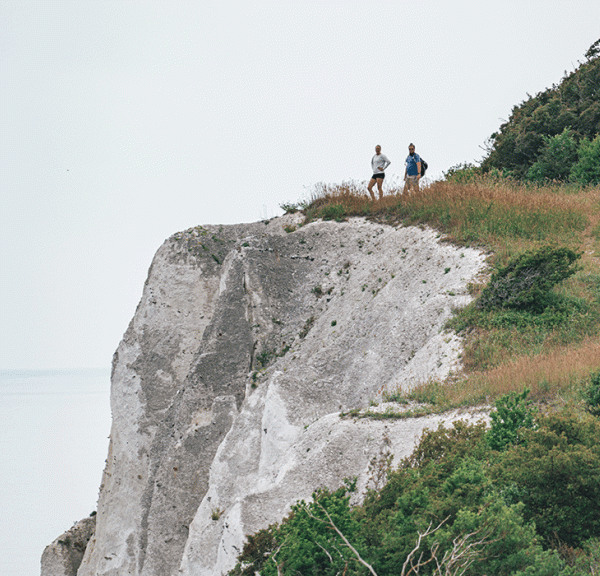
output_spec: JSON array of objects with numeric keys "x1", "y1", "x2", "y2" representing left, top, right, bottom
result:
[{"x1": 43, "y1": 215, "x2": 487, "y2": 576}]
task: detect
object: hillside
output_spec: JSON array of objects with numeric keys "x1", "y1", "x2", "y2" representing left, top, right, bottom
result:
[{"x1": 479, "y1": 39, "x2": 600, "y2": 182}]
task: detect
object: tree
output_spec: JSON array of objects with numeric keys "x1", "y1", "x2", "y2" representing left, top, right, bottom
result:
[
  {"x1": 494, "y1": 411, "x2": 600, "y2": 547},
  {"x1": 481, "y1": 40, "x2": 600, "y2": 179}
]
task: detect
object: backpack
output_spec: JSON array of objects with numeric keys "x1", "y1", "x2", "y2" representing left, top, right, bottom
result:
[{"x1": 420, "y1": 158, "x2": 428, "y2": 177}]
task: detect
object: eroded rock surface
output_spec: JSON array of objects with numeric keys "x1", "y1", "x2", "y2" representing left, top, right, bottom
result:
[
  {"x1": 41, "y1": 515, "x2": 95, "y2": 576},
  {"x1": 48, "y1": 215, "x2": 488, "y2": 576}
]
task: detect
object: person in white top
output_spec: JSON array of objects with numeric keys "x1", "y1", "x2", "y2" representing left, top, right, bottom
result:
[{"x1": 367, "y1": 145, "x2": 391, "y2": 201}]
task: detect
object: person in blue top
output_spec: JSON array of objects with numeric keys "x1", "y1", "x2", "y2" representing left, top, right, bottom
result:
[{"x1": 403, "y1": 143, "x2": 422, "y2": 195}]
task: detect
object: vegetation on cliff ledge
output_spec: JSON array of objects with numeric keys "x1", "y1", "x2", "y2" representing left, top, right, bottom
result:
[
  {"x1": 247, "y1": 42, "x2": 600, "y2": 575},
  {"x1": 229, "y1": 391, "x2": 600, "y2": 575}
]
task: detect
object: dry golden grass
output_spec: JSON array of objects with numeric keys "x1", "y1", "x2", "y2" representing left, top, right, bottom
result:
[
  {"x1": 305, "y1": 178, "x2": 599, "y2": 258},
  {"x1": 306, "y1": 178, "x2": 599, "y2": 217},
  {"x1": 448, "y1": 338, "x2": 600, "y2": 406}
]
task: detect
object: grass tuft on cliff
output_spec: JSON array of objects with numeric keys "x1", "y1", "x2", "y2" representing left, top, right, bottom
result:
[{"x1": 284, "y1": 176, "x2": 600, "y2": 409}]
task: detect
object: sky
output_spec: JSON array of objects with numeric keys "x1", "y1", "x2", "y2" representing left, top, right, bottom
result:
[{"x1": 1, "y1": 0, "x2": 599, "y2": 370}]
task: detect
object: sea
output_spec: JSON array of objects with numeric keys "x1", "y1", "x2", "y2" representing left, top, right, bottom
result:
[{"x1": 0, "y1": 368, "x2": 112, "y2": 576}]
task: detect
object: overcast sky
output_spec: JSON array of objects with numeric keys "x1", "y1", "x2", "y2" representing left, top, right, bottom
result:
[{"x1": 1, "y1": 0, "x2": 598, "y2": 370}]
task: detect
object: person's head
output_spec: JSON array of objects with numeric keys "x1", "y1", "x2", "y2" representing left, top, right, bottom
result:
[
  {"x1": 408, "y1": 143, "x2": 416, "y2": 156},
  {"x1": 375, "y1": 145, "x2": 381, "y2": 154}
]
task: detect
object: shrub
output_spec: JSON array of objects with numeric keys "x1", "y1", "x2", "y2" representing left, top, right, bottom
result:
[
  {"x1": 477, "y1": 246, "x2": 582, "y2": 312},
  {"x1": 319, "y1": 203, "x2": 347, "y2": 221},
  {"x1": 526, "y1": 129, "x2": 578, "y2": 182},
  {"x1": 583, "y1": 371, "x2": 600, "y2": 417},
  {"x1": 495, "y1": 410, "x2": 600, "y2": 547},
  {"x1": 486, "y1": 389, "x2": 537, "y2": 451},
  {"x1": 443, "y1": 162, "x2": 482, "y2": 183},
  {"x1": 570, "y1": 135, "x2": 600, "y2": 185}
]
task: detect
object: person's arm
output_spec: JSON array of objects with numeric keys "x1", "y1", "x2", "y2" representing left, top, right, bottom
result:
[
  {"x1": 417, "y1": 161, "x2": 422, "y2": 178},
  {"x1": 382, "y1": 155, "x2": 391, "y2": 171}
]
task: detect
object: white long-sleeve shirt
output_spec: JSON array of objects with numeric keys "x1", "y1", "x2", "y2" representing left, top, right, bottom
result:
[{"x1": 371, "y1": 153, "x2": 391, "y2": 174}]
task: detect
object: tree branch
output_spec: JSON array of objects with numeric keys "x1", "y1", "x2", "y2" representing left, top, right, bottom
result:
[{"x1": 302, "y1": 502, "x2": 379, "y2": 576}]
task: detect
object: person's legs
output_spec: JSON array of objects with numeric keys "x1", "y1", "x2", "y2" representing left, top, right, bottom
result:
[
  {"x1": 367, "y1": 178, "x2": 377, "y2": 200},
  {"x1": 403, "y1": 175, "x2": 419, "y2": 195},
  {"x1": 376, "y1": 178, "x2": 384, "y2": 200}
]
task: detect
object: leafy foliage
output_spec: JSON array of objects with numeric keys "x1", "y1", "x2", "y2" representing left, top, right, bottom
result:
[
  {"x1": 582, "y1": 371, "x2": 600, "y2": 417},
  {"x1": 481, "y1": 40, "x2": 600, "y2": 180},
  {"x1": 477, "y1": 246, "x2": 582, "y2": 312},
  {"x1": 493, "y1": 410, "x2": 600, "y2": 548},
  {"x1": 486, "y1": 389, "x2": 537, "y2": 451},
  {"x1": 526, "y1": 129, "x2": 578, "y2": 182},
  {"x1": 229, "y1": 410, "x2": 600, "y2": 575},
  {"x1": 570, "y1": 135, "x2": 600, "y2": 184}
]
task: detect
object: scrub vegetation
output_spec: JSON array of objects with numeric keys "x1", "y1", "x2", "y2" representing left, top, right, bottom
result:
[{"x1": 229, "y1": 397, "x2": 600, "y2": 576}]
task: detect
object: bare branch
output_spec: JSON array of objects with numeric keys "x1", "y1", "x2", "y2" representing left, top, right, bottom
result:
[
  {"x1": 270, "y1": 538, "x2": 287, "y2": 576},
  {"x1": 401, "y1": 518, "x2": 449, "y2": 576},
  {"x1": 315, "y1": 540, "x2": 334, "y2": 564},
  {"x1": 302, "y1": 502, "x2": 379, "y2": 576}
]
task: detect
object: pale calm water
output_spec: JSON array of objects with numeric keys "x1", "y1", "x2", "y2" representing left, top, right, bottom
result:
[{"x1": 0, "y1": 368, "x2": 111, "y2": 576}]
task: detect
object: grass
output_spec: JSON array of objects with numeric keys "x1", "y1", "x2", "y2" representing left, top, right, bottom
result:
[{"x1": 291, "y1": 176, "x2": 600, "y2": 410}]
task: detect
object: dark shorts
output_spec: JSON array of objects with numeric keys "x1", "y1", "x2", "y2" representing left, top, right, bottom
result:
[{"x1": 371, "y1": 173, "x2": 385, "y2": 180}]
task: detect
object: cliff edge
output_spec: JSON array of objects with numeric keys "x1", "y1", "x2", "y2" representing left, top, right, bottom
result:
[{"x1": 43, "y1": 215, "x2": 487, "y2": 576}]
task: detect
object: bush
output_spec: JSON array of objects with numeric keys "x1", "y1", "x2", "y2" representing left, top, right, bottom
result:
[
  {"x1": 319, "y1": 203, "x2": 347, "y2": 221},
  {"x1": 495, "y1": 411, "x2": 600, "y2": 547},
  {"x1": 570, "y1": 135, "x2": 600, "y2": 185},
  {"x1": 486, "y1": 389, "x2": 537, "y2": 451},
  {"x1": 527, "y1": 129, "x2": 579, "y2": 182},
  {"x1": 443, "y1": 162, "x2": 482, "y2": 183},
  {"x1": 583, "y1": 371, "x2": 600, "y2": 417},
  {"x1": 477, "y1": 246, "x2": 582, "y2": 312}
]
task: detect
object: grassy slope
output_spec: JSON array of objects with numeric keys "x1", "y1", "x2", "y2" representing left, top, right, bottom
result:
[{"x1": 292, "y1": 177, "x2": 600, "y2": 412}]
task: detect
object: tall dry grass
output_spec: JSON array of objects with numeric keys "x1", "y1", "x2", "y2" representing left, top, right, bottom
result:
[
  {"x1": 406, "y1": 338, "x2": 600, "y2": 409},
  {"x1": 304, "y1": 177, "x2": 599, "y2": 256}
]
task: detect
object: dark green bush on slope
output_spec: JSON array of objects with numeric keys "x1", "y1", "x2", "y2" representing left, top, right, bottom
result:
[{"x1": 477, "y1": 246, "x2": 582, "y2": 312}]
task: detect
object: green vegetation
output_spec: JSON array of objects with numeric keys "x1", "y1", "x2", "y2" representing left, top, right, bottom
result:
[
  {"x1": 479, "y1": 39, "x2": 600, "y2": 184},
  {"x1": 485, "y1": 389, "x2": 537, "y2": 451},
  {"x1": 583, "y1": 371, "x2": 600, "y2": 417},
  {"x1": 476, "y1": 246, "x2": 581, "y2": 312},
  {"x1": 229, "y1": 404, "x2": 600, "y2": 575}
]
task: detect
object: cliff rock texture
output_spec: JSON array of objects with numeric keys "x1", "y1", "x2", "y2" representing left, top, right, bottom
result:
[
  {"x1": 43, "y1": 215, "x2": 487, "y2": 576},
  {"x1": 41, "y1": 516, "x2": 95, "y2": 576}
]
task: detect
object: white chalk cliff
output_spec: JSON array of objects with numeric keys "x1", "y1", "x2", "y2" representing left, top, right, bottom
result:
[{"x1": 42, "y1": 215, "x2": 488, "y2": 576}]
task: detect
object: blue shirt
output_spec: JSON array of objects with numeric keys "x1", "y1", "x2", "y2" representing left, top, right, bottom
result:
[{"x1": 405, "y1": 153, "x2": 421, "y2": 176}]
